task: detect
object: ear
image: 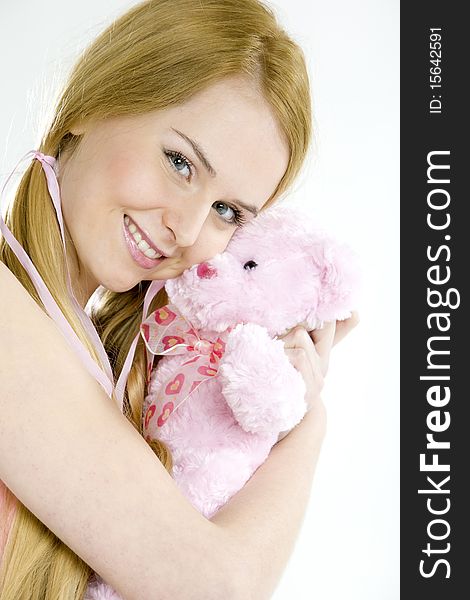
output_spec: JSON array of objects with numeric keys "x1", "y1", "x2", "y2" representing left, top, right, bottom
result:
[
  {"x1": 304, "y1": 236, "x2": 362, "y2": 329},
  {"x1": 68, "y1": 118, "x2": 88, "y2": 136},
  {"x1": 69, "y1": 125, "x2": 85, "y2": 136}
]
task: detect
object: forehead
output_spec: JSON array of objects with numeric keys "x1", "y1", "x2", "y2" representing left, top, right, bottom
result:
[{"x1": 172, "y1": 80, "x2": 289, "y2": 205}]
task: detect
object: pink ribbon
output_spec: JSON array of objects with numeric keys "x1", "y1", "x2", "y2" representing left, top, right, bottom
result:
[{"x1": 140, "y1": 303, "x2": 226, "y2": 431}]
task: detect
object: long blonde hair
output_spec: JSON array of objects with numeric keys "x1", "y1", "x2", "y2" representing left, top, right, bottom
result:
[{"x1": 0, "y1": 0, "x2": 311, "y2": 597}]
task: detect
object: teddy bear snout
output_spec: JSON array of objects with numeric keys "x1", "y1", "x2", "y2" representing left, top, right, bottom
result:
[{"x1": 196, "y1": 262, "x2": 218, "y2": 279}]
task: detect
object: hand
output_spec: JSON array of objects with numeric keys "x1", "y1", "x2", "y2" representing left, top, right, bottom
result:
[
  {"x1": 275, "y1": 311, "x2": 360, "y2": 443},
  {"x1": 331, "y1": 310, "x2": 360, "y2": 347},
  {"x1": 311, "y1": 310, "x2": 361, "y2": 378}
]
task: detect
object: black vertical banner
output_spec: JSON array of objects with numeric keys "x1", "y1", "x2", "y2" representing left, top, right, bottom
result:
[{"x1": 401, "y1": 2, "x2": 468, "y2": 598}]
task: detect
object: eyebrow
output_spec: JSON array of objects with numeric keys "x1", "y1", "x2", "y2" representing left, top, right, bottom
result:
[
  {"x1": 172, "y1": 128, "x2": 217, "y2": 177},
  {"x1": 171, "y1": 127, "x2": 260, "y2": 216}
]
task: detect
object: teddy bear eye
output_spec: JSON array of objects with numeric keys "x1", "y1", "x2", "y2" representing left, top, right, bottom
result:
[{"x1": 243, "y1": 260, "x2": 258, "y2": 270}]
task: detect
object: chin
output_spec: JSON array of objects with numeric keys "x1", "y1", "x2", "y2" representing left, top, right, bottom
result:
[
  {"x1": 111, "y1": 279, "x2": 143, "y2": 293},
  {"x1": 94, "y1": 271, "x2": 139, "y2": 294}
]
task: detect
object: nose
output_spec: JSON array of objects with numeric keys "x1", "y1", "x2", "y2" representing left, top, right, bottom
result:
[{"x1": 163, "y1": 198, "x2": 211, "y2": 248}]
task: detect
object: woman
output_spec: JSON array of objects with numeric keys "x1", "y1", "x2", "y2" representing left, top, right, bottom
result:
[{"x1": 0, "y1": 0, "x2": 358, "y2": 598}]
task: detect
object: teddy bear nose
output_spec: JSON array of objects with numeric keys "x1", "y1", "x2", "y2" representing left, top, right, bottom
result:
[{"x1": 196, "y1": 262, "x2": 217, "y2": 279}]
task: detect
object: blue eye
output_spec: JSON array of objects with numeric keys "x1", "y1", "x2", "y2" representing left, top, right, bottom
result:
[
  {"x1": 213, "y1": 201, "x2": 246, "y2": 227},
  {"x1": 165, "y1": 150, "x2": 193, "y2": 181}
]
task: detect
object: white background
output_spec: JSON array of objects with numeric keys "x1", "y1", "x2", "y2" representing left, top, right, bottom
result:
[{"x1": 0, "y1": 1, "x2": 399, "y2": 598}]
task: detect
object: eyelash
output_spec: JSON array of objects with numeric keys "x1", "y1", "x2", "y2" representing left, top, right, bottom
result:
[
  {"x1": 164, "y1": 149, "x2": 247, "y2": 227},
  {"x1": 213, "y1": 202, "x2": 247, "y2": 227},
  {"x1": 164, "y1": 149, "x2": 194, "y2": 181},
  {"x1": 232, "y1": 207, "x2": 246, "y2": 227}
]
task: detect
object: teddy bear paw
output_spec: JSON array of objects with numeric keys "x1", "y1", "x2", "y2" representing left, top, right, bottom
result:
[{"x1": 218, "y1": 323, "x2": 308, "y2": 435}]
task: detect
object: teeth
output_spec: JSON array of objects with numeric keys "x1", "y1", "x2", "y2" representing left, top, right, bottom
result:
[
  {"x1": 125, "y1": 215, "x2": 162, "y2": 260},
  {"x1": 144, "y1": 248, "x2": 158, "y2": 258}
]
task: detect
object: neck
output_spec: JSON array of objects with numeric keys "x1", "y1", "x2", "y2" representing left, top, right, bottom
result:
[{"x1": 64, "y1": 237, "x2": 99, "y2": 310}]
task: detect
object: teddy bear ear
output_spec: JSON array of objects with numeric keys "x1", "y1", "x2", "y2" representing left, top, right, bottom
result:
[{"x1": 304, "y1": 235, "x2": 362, "y2": 329}]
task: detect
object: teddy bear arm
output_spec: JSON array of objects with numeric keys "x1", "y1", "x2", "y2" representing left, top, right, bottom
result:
[{"x1": 218, "y1": 323, "x2": 307, "y2": 435}]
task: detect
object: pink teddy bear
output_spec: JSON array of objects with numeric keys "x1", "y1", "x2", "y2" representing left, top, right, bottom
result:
[{"x1": 85, "y1": 203, "x2": 360, "y2": 599}]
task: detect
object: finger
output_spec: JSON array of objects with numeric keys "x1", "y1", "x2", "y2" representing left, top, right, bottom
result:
[
  {"x1": 332, "y1": 311, "x2": 360, "y2": 347},
  {"x1": 281, "y1": 324, "x2": 333, "y2": 378},
  {"x1": 285, "y1": 345, "x2": 323, "y2": 384},
  {"x1": 281, "y1": 326, "x2": 315, "y2": 350},
  {"x1": 309, "y1": 320, "x2": 336, "y2": 349},
  {"x1": 310, "y1": 321, "x2": 336, "y2": 375},
  {"x1": 284, "y1": 346, "x2": 324, "y2": 409},
  {"x1": 308, "y1": 321, "x2": 336, "y2": 376}
]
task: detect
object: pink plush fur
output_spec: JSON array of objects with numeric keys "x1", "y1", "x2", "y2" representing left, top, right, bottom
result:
[{"x1": 85, "y1": 204, "x2": 361, "y2": 599}]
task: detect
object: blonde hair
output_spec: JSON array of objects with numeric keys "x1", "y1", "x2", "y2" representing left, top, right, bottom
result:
[{"x1": 0, "y1": 0, "x2": 311, "y2": 597}]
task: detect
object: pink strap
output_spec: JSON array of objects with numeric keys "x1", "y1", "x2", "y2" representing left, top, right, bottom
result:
[
  {"x1": 114, "y1": 279, "x2": 166, "y2": 406},
  {"x1": 0, "y1": 150, "x2": 165, "y2": 411}
]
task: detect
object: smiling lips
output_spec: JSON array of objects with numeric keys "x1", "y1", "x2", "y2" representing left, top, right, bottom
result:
[
  {"x1": 123, "y1": 215, "x2": 168, "y2": 269},
  {"x1": 124, "y1": 215, "x2": 166, "y2": 259}
]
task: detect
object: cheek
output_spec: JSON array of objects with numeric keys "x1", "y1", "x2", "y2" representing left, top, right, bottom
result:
[
  {"x1": 108, "y1": 160, "x2": 171, "y2": 209},
  {"x1": 185, "y1": 223, "x2": 236, "y2": 265}
]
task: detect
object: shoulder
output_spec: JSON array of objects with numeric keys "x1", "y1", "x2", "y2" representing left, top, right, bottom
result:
[
  {"x1": 0, "y1": 260, "x2": 30, "y2": 304},
  {"x1": 0, "y1": 260, "x2": 61, "y2": 372},
  {"x1": 0, "y1": 260, "x2": 50, "y2": 353},
  {"x1": 0, "y1": 260, "x2": 46, "y2": 323},
  {"x1": 0, "y1": 259, "x2": 17, "y2": 289}
]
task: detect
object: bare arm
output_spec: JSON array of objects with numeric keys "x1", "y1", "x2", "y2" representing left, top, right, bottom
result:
[
  {"x1": 212, "y1": 406, "x2": 326, "y2": 600},
  {"x1": 0, "y1": 262, "x2": 346, "y2": 600}
]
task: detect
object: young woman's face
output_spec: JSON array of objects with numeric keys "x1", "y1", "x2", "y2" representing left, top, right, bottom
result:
[{"x1": 58, "y1": 77, "x2": 289, "y2": 304}]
